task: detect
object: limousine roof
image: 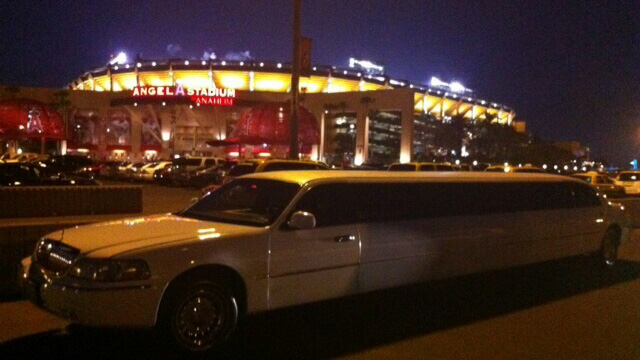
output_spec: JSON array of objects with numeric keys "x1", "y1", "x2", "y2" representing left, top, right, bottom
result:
[{"x1": 242, "y1": 170, "x2": 582, "y2": 186}]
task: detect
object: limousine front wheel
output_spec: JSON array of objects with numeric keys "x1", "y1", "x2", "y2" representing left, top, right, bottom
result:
[
  {"x1": 159, "y1": 279, "x2": 239, "y2": 354},
  {"x1": 600, "y1": 227, "x2": 620, "y2": 267}
]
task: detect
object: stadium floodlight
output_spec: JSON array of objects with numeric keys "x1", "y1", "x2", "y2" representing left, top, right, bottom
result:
[
  {"x1": 430, "y1": 77, "x2": 446, "y2": 87},
  {"x1": 349, "y1": 58, "x2": 384, "y2": 75},
  {"x1": 109, "y1": 52, "x2": 127, "y2": 65},
  {"x1": 450, "y1": 81, "x2": 466, "y2": 93}
]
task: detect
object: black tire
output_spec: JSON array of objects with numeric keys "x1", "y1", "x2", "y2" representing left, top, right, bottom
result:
[
  {"x1": 158, "y1": 279, "x2": 239, "y2": 354},
  {"x1": 599, "y1": 227, "x2": 620, "y2": 267}
]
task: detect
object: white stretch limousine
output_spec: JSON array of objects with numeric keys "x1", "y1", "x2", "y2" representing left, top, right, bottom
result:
[{"x1": 21, "y1": 171, "x2": 631, "y2": 353}]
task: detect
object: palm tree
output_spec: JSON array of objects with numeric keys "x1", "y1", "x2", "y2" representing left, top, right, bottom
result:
[{"x1": 51, "y1": 90, "x2": 73, "y2": 148}]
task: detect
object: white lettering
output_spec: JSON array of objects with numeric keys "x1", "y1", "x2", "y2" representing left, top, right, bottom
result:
[{"x1": 175, "y1": 84, "x2": 185, "y2": 96}]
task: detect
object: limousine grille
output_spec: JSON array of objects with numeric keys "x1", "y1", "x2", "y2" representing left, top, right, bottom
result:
[{"x1": 34, "y1": 239, "x2": 80, "y2": 274}]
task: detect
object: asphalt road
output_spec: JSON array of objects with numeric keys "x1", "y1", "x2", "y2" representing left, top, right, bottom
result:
[{"x1": 1, "y1": 183, "x2": 639, "y2": 359}]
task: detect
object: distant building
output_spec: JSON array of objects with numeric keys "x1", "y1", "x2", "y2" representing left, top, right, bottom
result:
[
  {"x1": 513, "y1": 120, "x2": 526, "y2": 133},
  {"x1": 553, "y1": 141, "x2": 589, "y2": 159}
]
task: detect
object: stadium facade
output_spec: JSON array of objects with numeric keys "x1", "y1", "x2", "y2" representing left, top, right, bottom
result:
[{"x1": 1, "y1": 58, "x2": 517, "y2": 165}]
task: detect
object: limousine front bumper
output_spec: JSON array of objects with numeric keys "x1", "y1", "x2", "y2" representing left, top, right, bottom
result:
[{"x1": 21, "y1": 257, "x2": 162, "y2": 328}]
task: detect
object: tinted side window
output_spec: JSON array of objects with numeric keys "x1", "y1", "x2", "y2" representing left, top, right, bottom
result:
[
  {"x1": 204, "y1": 159, "x2": 216, "y2": 166},
  {"x1": 293, "y1": 184, "x2": 358, "y2": 227},
  {"x1": 436, "y1": 165, "x2": 454, "y2": 171},
  {"x1": 294, "y1": 181, "x2": 600, "y2": 228},
  {"x1": 264, "y1": 162, "x2": 318, "y2": 171},
  {"x1": 418, "y1": 164, "x2": 436, "y2": 171},
  {"x1": 569, "y1": 182, "x2": 601, "y2": 207},
  {"x1": 388, "y1": 164, "x2": 416, "y2": 171}
]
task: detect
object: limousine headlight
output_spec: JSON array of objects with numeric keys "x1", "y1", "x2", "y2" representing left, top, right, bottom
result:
[{"x1": 68, "y1": 258, "x2": 150, "y2": 282}]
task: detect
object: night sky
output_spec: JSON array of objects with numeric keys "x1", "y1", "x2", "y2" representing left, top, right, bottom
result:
[{"x1": 1, "y1": 0, "x2": 638, "y2": 165}]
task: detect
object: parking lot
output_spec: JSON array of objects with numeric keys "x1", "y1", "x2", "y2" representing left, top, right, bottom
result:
[{"x1": 100, "y1": 179, "x2": 202, "y2": 215}]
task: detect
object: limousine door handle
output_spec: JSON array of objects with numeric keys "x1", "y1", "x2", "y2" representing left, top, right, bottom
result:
[{"x1": 334, "y1": 235, "x2": 356, "y2": 243}]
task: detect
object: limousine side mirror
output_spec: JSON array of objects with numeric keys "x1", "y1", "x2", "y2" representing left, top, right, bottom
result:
[{"x1": 288, "y1": 211, "x2": 316, "y2": 230}]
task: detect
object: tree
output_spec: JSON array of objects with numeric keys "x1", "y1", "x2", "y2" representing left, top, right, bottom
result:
[
  {"x1": 2, "y1": 86, "x2": 20, "y2": 99},
  {"x1": 51, "y1": 90, "x2": 73, "y2": 144}
]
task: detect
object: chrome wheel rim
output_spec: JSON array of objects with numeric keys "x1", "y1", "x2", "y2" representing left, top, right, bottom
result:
[
  {"x1": 603, "y1": 236, "x2": 618, "y2": 266},
  {"x1": 174, "y1": 292, "x2": 224, "y2": 350},
  {"x1": 602, "y1": 232, "x2": 618, "y2": 266}
]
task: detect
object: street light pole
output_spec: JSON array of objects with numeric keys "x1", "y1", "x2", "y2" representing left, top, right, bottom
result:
[{"x1": 289, "y1": 0, "x2": 301, "y2": 160}]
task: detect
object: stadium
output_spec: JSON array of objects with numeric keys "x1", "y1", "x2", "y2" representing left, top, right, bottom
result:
[{"x1": 1, "y1": 56, "x2": 518, "y2": 165}]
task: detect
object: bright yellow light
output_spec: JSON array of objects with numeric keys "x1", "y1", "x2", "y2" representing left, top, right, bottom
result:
[
  {"x1": 327, "y1": 84, "x2": 347, "y2": 93},
  {"x1": 299, "y1": 81, "x2": 320, "y2": 93},
  {"x1": 176, "y1": 76, "x2": 211, "y2": 89},
  {"x1": 150, "y1": 78, "x2": 169, "y2": 86},
  {"x1": 219, "y1": 75, "x2": 246, "y2": 89},
  {"x1": 255, "y1": 79, "x2": 287, "y2": 91}
]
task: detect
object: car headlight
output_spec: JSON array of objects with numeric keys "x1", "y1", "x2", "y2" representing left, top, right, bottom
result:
[{"x1": 68, "y1": 258, "x2": 150, "y2": 282}]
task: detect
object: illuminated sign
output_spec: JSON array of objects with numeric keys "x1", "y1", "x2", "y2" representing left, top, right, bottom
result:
[{"x1": 132, "y1": 85, "x2": 235, "y2": 106}]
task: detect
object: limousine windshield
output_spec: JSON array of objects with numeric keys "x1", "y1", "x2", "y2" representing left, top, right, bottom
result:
[{"x1": 179, "y1": 178, "x2": 300, "y2": 226}]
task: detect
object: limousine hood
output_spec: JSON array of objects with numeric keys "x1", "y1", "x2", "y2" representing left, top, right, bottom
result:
[{"x1": 45, "y1": 214, "x2": 262, "y2": 257}]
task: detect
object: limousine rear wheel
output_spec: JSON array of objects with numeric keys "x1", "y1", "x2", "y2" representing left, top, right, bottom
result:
[
  {"x1": 600, "y1": 227, "x2": 620, "y2": 267},
  {"x1": 159, "y1": 279, "x2": 239, "y2": 354}
]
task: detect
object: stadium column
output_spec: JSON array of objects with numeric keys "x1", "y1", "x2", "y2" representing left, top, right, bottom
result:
[
  {"x1": 354, "y1": 108, "x2": 369, "y2": 166},
  {"x1": 400, "y1": 93, "x2": 415, "y2": 164},
  {"x1": 318, "y1": 111, "x2": 325, "y2": 162}
]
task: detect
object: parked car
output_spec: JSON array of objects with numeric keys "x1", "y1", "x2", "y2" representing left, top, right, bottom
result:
[
  {"x1": 185, "y1": 162, "x2": 233, "y2": 188},
  {"x1": 21, "y1": 171, "x2": 630, "y2": 354},
  {"x1": 614, "y1": 171, "x2": 640, "y2": 195},
  {"x1": 135, "y1": 161, "x2": 173, "y2": 182},
  {"x1": 100, "y1": 161, "x2": 128, "y2": 179},
  {"x1": 121, "y1": 162, "x2": 147, "y2": 181},
  {"x1": 2, "y1": 152, "x2": 40, "y2": 163},
  {"x1": 388, "y1": 162, "x2": 456, "y2": 171},
  {"x1": 485, "y1": 165, "x2": 545, "y2": 173},
  {"x1": 43, "y1": 155, "x2": 101, "y2": 178},
  {"x1": 0, "y1": 163, "x2": 99, "y2": 186},
  {"x1": 163, "y1": 157, "x2": 226, "y2": 187},
  {"x1": 216, "y1": 158, "x2": 329, "y2": 187},
  {"x1": 571, "y1": 171, "x2": 625, "y2": 198}
]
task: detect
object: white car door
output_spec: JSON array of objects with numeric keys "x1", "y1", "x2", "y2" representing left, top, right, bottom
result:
[{"x1": 269, "y1": 183, "x2": 360, "y2": 309}]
